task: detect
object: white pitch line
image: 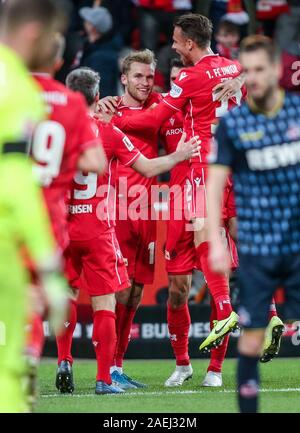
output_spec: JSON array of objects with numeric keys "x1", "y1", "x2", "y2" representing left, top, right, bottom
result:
[{"x1": 40, "y1": 388, "x2": 300, "y2": 398}]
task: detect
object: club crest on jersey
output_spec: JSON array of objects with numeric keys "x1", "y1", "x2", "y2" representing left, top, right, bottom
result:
[
  {"x1": 178, "y1": 71, "x2": 188, "y2": 81},
  {"x1": 170, "y1": 117, "x2": 175, "y2": 126},
  {"x1": 170, "y1": 82, "x2": 183, "y2": 98}
]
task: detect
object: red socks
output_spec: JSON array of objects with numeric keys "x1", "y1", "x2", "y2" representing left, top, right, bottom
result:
[
  {"x1": 167, "y1": 302, "x2": 191, "y2": 366},
  {"x1": 196, "y1": 242, "x2": 232, "y2": 321},
  {"x1": 56, "y1": 299, "x2": 77, "y2": 365},
  {"x1": 269, "y1": 297, "x2": 278, "y2": 320},
  {"x1": 92, "y1": 310, "x2": 117, "y2": 384},
  {"x1": 114, "y1": 302, "x2": 137, "y2": 368},
  {"x1": 208, "y1": 298, "x2": 229, "y2": 373},
  {"x1": 26, "y1": 313, "x2": 45, "y2": 360}
]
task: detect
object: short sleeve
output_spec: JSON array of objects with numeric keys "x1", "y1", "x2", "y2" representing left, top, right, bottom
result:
[
  {"x1": 112, "y1": 126, "x2": 140, "y2": 167},
  {"x1": 210, "y1": 117, "x2": 235, "y2": 168}
]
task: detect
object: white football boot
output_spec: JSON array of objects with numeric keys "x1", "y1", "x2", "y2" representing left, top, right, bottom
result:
[
  {"x1": 201, "y1": 371, "x2": 223, "y2": 387},
  {"x1": 164, "y1": 364, "x2": 193, "y2": 387}
]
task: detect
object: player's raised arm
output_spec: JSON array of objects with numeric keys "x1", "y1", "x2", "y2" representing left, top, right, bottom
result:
[{"x1": 132, "y1": 133, "x2": 200, "y2": 178}]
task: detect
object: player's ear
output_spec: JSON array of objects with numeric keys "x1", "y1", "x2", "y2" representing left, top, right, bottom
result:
[
  {"x1": 95, "y1": 92, "x2": 100, "y2": 103},
  {"x1": 121, "y1": 74, "x2": 127, "y2": 87},
  {"x1": 187, "y1": 38, "x2": 194, "y2": 51}
]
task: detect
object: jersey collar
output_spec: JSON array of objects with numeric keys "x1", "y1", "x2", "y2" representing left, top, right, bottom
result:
[
  {"x1": 248, "y1": 89, "x2": 285, "y2": 118},
  {"x1": 194, "y1": 53, "x2": 219, "y2": 66}
]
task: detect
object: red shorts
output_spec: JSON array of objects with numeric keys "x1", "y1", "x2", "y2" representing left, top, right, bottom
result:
[
  {"x1": 165, "y1": 197, "x2": 196, "y2": 275},
  {"x1": 115, "y1": 211, "x2": 157, "y2": 285},
  {"x1": 65, "y1": 231, "x2": 130, "y2": 296}
]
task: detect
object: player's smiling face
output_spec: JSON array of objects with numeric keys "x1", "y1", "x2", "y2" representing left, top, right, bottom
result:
[
  {"x1": 122, "y1": 62, "x2": 155, "y2": 104},
  {"x1": 172, "y1": 27, "x2": 193, "y2": 67},
  {"x1": 240, "y1": 49, "x2": 281, "y2": 101}
]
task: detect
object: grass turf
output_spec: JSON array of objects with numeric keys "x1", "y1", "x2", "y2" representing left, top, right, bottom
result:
[{"x1": 36, "y1": 358, "x2": 300, "y2": 413}]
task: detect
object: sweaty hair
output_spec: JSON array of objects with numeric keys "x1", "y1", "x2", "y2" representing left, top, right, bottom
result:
[
  {"x1": 174, "y1": 14, "x2": 213, "y2": 49},
  {"x1": 66, "y1": 67, "x2": 100, "y2": 106},
  {"x1": 0, "y1": 0, "x2": 67, "y2": 33},
  {"x1": 239, "y1": 35, "x2": 281, "y2": 63},
  {"x1": 121, "y1": 49, "x2": 157, "y2": 75}
]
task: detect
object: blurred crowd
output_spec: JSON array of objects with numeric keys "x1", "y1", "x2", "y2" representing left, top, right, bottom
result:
[{"x1": 56, "y1": 0, "x2": 300, "y2": 95}]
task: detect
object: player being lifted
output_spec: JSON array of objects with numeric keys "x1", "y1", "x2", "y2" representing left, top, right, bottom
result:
[
  {"x1": 100, "y1": 14, "x2": 245, "y2": 386},
  {"x1": 59, "y1": 66, "x2": 200, "y2": 394}
]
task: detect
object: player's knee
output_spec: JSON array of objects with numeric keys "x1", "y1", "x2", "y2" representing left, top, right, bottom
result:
[
  {"x1": 128, "y1": 283, "x2": 144, "y2": 309},
  {"x1": 168, "y1": 276, "x2": 189, "y2": 308},
  {"x1": 238, "y1": 330, "x2": 265, "y2": 356}
]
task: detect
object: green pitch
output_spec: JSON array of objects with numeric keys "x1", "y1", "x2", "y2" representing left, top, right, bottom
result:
[{"x1": 36, "y1": 358, "x2": 300, "y2": 413}]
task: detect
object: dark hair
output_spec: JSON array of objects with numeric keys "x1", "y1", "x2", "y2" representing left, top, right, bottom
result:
[
  {"x1": 217, "y1": 20, "x2": 240, "y2": 36},
  {"x1": 0, "y1": 0, "x2": 67, "y2": 33},
  {"x1": 66, "y1": 67, "x2": 100, "y2": 106},
  {"x1": 170, "y1": 58, "x2": 184, "y2": 69},
  {"x1": 174, "y1": 13, "x2": 213, "y2": 49},
  {"x1": 239, "y1": 35, "x2": 281, "y2": 63}
]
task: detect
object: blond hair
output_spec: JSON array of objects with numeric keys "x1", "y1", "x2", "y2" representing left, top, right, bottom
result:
[{"x1": 121, "y1": 49, "x2": 157, "y2": 75}]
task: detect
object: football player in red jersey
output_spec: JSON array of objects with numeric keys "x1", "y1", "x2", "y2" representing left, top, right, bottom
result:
[
  {"x1": 98, "y1": 50, "x2": 167, "y2": 389},
  {"x1": 62, "y1": 67, "x2": 200, "y2": 394},
  {"x1": 159, "y1": 59, "x2": 195, "y2": 386},
  {"x1": 159, "y1": 61, "x2": 240, "y2": 387},
  {"x1": 101, "y1": 15, "x2": 245, "y2": 365},
  {"x1": 26, "y1": 34, "x2": 107, "y2": 398}
]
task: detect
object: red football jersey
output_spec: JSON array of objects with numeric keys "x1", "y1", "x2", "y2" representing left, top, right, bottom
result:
[
  {"x1": 114, "y1": 92, "x2": 161, "y2": 208},
  {"x1": 114, "y1": 54, "x2": 244, "y2": 167},
  {"x1": 68, "y1": 120, "x2": 141, "y2": 241},
  {"x1": 32, "y1": 73, "x2": 100, "y2": 249}
]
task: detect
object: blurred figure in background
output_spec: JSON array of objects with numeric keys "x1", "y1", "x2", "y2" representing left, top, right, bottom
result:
[
  {"x1": 215, "y1": 19, "x2": 241, "y2": 59},
  {"x1": 0, "y1": 0, "x2": 69, "y2": 413},
  {"x1": 275, "y1": 0, "x2": 300, "y2": 93},
  {"x1": 135, "y1": 0, "x2": 192, "y2": 53},
  {"x1": 77, "y1": 6, "x2": 121, "y2": 96}
]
